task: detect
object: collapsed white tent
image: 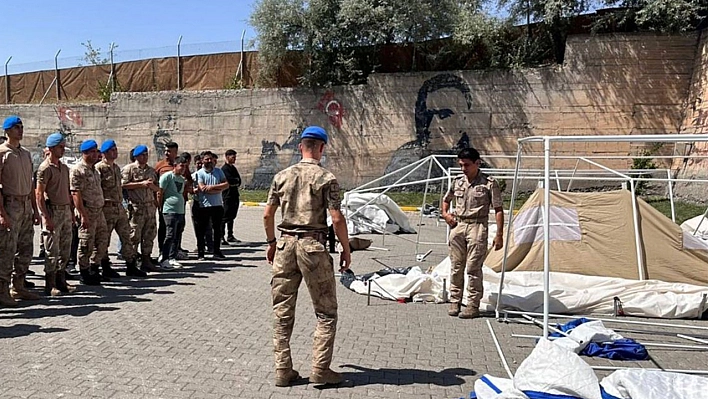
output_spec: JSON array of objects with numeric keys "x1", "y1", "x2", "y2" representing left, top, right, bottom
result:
[
  {"x1": 344, "y1": 257, "x2": 708, "y2": 318},
  {"x1": 341, "y1": 192, "x2": 416, "y2": 235},
  {"x1": 473, "y1": 338, "x2": 708, "y2": 399}
]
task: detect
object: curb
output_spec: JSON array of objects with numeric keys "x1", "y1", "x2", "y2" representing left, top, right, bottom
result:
[{"x1": 242, "y1": 201, "x2": 266, "y2": 207}]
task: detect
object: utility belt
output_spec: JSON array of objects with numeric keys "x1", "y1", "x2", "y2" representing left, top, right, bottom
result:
[
  {"x1": 103, "y1": 200, "x2": 123, "y2": 208},
  {"x1": 457, "y1": 215, "x2": 488, "y2": 224},
  {"x1": 4, "y1": 194, "x2": 30, "y2": 203},
  {"x1": 48, "y1": 203, "x2": 71, "y2": 209},
  {"x1": 281, "y1": 231, "x2": 328, "y2": 245}
]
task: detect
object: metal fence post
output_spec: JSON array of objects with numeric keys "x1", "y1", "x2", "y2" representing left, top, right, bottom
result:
[
  {"x1": 239, "y1": 30, "x2": 245, "y2": 85},
  {"x1": 4, "y1": 56, "x2": 11, "y2": 104},
  {"x1": 54, "y1": 49, "x2": 61, "y2": 101},
  {"x1": 109, "y1": 42, "x2": 116, "y2": 91},
  {"x1": 177, "y1": 35, "x2": 182, "y2": 90}
]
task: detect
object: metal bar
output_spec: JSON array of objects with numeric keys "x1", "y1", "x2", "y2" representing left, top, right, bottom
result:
[
  {"x1": 177, "y1": 35, "x2": 182, "y2": 90},
  {"x1": 542, "y1": 138, "x2": 551, "y2": 338},
  {"x1": 566, "y1": 159, "x2": 580, "y2": 192},
  {"x1": 239, "y1": 29, "x2": 246, "y2": 83},
  {"x1": 486, "y1": 320, "x2": 514, "y2": 379},
  {"x1": 415, "y1": 158, "x2": 433, "y2": 258},
  {"x1": 578, "y1": 157, "x2": 632, "y2": 179},
  {"x1": 629, "y1": 179, "x2": 646, "y2": 280},
  {"x1": 522, "y1": 314, "x2": 582, "y2": 343},
  {"x1": 504, "y1": 310, "x2": 708, "y2": 331},
  {"x1": 512, "y1": 334, "x2": 708, "y2": 350},
  {"x1": 554, "y1": 170, "x2": 561, "y2": 191},
  {"x1": 39, "y1": 77, "x2": 57, "y2": 105},
  {"x1": 519, "y1": 134, "x2": 708, "y2": 143},
  {"x1": 591, "y1": 366, "x2": 708, "y2": 375},
  {"x1": 54, "y1": 49, "x2": 61, "y2": 101},
  {"x1": 677, "y1": 334, "x2": 708, "y2": 345},
  {"x1": 666, "y1": 169, "x2": 676, "y2": 223},
  {"x1": 353, "y1": 156, "x2": 430, "y2": 191},
  {"x1": 692, "y1": 207, "x2": 708, "y2": 236},
  {"x1": 4, "y1": 56, "x2": 10, "y2": 104},
  {"x1": 109, "y1": 43, "x2": 115, "y2": 91},
  {"x1": 496, "y1": 144, "x2": 523, "y2": 319}
]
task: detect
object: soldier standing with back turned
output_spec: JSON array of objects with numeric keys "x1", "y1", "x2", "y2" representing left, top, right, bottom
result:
[
  {"x1": 0, "y1": 115, "x2": 41, "y2": 305},
  {"x1": 263, "y1": 126, "x2": 351, "y2": 387}
]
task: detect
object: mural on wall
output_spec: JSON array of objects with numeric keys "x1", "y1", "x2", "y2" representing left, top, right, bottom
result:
[
  {"x1": 250, "y1": 123, "x2": 307, "y2": 189},
  {"x1": 317, "y1": 90, "x2": 346, "y2": 129},
  {"x1": 384, "y1": 73, "x2": 474, "y2": 176},
  {"x1": 153, "y1": 114, "x2": 177, "y2": 161},
  {"x1": 30, "y1": 107, "x2": 84, "y2": 169}
]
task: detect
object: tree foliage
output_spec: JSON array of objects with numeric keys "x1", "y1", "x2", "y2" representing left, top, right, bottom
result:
[
  {"x1": 80, "y1": 40, "x2": 118, "y2": 66},
  {"x1": 250, "y1": 0, "x2": 707, "y2": 87}
]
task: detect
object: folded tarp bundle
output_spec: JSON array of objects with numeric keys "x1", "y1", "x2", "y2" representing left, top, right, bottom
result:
[{"x1": 550, "y1": 318, "x2": 648, "y2": 361}]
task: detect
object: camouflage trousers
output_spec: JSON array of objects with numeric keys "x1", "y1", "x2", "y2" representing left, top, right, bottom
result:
[
  {"x1": 103, "y1": 203, "x2": 137, "y2": 262},
  {"x1": 0, "y1": 197, "x2": 35, "y2": 283},
  {"x1": 130, "y1": 202, "x2": 157, "y2": 256},
  {"x1": 42, "y1": 205, "x2": 73, "y2": 273},
  {"x1": 448, "y1": 221, "x2": 488, "y2": 309},
  {"x1": 271, "y1": 235, "x2": 338, "y2": 371},
  {"x1": 77, "y1": 206, "x2": 108, "y2": 270}
]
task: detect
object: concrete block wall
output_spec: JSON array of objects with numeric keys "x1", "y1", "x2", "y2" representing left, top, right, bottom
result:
[
  {"x1": 676, "y1": 31, "x2": 708, "y2": 204},
  {"x1": 0, "y1": 33, "x2": 698, "y2": 191}
]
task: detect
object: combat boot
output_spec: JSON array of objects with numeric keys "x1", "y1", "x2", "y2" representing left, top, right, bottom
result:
[
  {"x1": 310, "y1": 368, "x2": 343, "y2": 385},
  {"x1": 274, "y1": 369, "x2": 300, "y2": 387},
  {"x1": 10, "y1": 274, "x2": 41, "y2": 300},
  {"x1": 448, "y1": 302, "x2": 461, "y2": 317},
  {"x1": 126, "y1": 259, "x2": 147, "y2": 278},
  {"x1": 101, "y1": 258, "x2": 121, "y2": 279},
  {"x1": 55, "y1": 271, "x2": 77, "y2": 293},
  {"x1": 459, "y1": 306, "x2": 480, "y2": 319},
  {"x1": 44, "y1": 271, "x2": 61, "y2": 297},
  {"x1": 140, "y1": 255, "x2": 162, "y2": 272},
  {"x1": 0, "y1": 283, "x2": 18, "y2": 307},
  {"x1": 24, "y1": 278, "x2": 36, "y2": 288},
  {"x1": 79, "y1": 268, "x2": 102, "y2": 286},
  {"x1": 91, "y1": 264, "x2": 110, "y2": 282}
]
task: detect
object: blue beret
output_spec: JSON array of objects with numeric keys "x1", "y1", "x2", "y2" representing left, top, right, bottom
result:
[
  {"x1": 100, "y1": 139, "x2": 116, "y2": 153},
  {"x1": 46, "y1": 132, "x2": 65, "y2": 148},
  {"x1": 301, "y1": 126, "x2": 328, "y2": 144},
  {"x1": 79, "y1": 139, "x2": 98, "y2": 152},
  {"x1": 133, "y1": 145, "x2": 148, "y2": 157},
  {"x1": 3, "y1": 115, "x2": 22, "y2": 130}
]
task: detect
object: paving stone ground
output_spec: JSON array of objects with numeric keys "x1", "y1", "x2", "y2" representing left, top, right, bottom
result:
[{"x1": 1, "y1": 206, "x2": 707, "y2": 398}]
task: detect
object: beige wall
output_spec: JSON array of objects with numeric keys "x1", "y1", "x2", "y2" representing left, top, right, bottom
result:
[
  {"x1": 677, "y1": 31, "x2": 708, "y2": 203},
  {"x1": 0, "y1": 33, "x2": 698, "y2": 191}
]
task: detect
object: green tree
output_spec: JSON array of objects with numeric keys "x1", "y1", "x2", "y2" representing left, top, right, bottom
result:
[
  {"x1": 594, "y1": 0, "x2": 706, "y2": 32},
  {"x1": 80, "y1": 40, "x2": 118, "y2": 66}
]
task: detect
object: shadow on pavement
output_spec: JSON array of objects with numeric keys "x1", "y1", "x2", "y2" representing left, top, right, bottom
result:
[
  {"x1": 0, "y1": 324, "x2": 68, "y2": 339},
  {"x1": 314, "y1": 364, "x2": 476, "y2": 389}
]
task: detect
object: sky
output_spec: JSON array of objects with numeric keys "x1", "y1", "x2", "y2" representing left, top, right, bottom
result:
[{"x1": 1, "y1": 0, "x2": 257, "y2": 72}]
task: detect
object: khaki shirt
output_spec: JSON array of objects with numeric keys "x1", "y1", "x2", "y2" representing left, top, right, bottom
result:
[
  {"x1": 36, "y1": 158, "x2": 71, "y2": 206},
  {"x1": 121, "y1": 162, "x2": 157, "y2": 204},
  {"x1": 443, "y1": 171, "x2": 502, "y2": 221},
  {"x1": 267, "y1": 159, "x2": 341, "y2": 233},
  {"x1": 70, "y1": 159, "x2": 105, "y2": 209},
  {"x1": 95, "y1": 160, "x2": 123, "y2": 203},
  {"x1": 0, "y1": 142, "x2": 33, "y2": 196}
]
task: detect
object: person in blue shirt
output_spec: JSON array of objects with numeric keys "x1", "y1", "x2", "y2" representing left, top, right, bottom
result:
[{"x1": 195, "y1": 151, "x2": 228, "y2": 260}]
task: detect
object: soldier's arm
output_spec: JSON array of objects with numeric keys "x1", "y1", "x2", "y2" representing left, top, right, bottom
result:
[
  {"x1": 121, "y1": 166, "x2": 143, "y2": 190},
  {"x1": 491, "y1": 179, "x2": 504, "y2": 250},
  {"x1": 35, "y1": 181, "x2": 51, "y2": 226},
  {"x1": 72, "y1": 190, "x2": 88, "y2": 222},
  {"x1": 324, "y1": 179, "x2": 351, "y2": 271},
  {"x1": 0, "y1": 154, "x2": 6, "y2": 218},
  {"x1": 441, "y1": 186, "x2": 456, "y2": 227}
]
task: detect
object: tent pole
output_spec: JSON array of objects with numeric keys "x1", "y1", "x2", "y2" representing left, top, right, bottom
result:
[
  {"x1": 506, "y1": 310, "x2": 708, "y2": 331},
  {"x1": 496, "y1": 144, "x2": 523, "y2": 319},
  {"x1": 415, "y1": 158, "x2": 434, "y2": 258},
  {"x1": 629, "y1": 179, "x2": 646, "y2": 280},
  {"x1": 543, "y1": 137, "x2": 551, "y2": 339},
  {"x1": 591, "y1": 366, "x2": 708, "y2": 375},
  {"x1": 486, "y1": 320, "x2": 514, "y2": 379},
  {"x1": 666, "y1": 169, "x2": 676, "y2": 223}
]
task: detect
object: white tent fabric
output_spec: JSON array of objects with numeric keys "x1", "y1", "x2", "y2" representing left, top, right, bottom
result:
[
  {"x1": 341, "y1": 193, "x2": 416, "y2": 235},
  {"x1": 681, "y1": 214, "x2": 708, "y2": 240},
  {"x1": 345, "y1": 257, "x2": 708, "y2": 318},
  {"x1": 473, "y1": 339, "x2": 708, "y2": 399}
]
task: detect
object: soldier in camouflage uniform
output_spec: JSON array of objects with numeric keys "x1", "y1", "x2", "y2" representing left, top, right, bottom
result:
[
  {"x1": 263, "y1": 126, "x2": 351, "y2": 387},
  {"x1": 36, "y1": 132, "x2": 77, "y2": 296},
  {"x1": 442, "y1": 147, "x2": 504, "y2": 319},
  {"x1": 121, "y1": 145, "x2": 161, "y2": 272},
  {"x1": 96, "y1": 140, "x2": 147, "y2": 278},
  {"x1": 0, "y1": 115, "x2": 41, "y2": 306},
  {"x1": 70, "y1": 139, "x2": 107, "y2": 286}
]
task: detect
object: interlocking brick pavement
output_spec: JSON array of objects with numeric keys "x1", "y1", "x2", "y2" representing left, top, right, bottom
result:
[{"x1": 1, "y1": 206, "x2": 707, "y2": 398}]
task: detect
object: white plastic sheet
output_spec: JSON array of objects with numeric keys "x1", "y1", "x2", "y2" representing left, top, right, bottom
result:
[{"x1": 341, "y1": 192, "x2": 416, "y2": 235}]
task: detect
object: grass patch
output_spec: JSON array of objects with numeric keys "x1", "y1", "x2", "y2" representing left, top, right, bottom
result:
[{"x1": 643, "y1": 197, "x2": 705, "y2": 225}]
